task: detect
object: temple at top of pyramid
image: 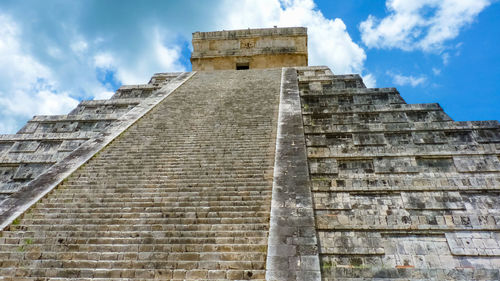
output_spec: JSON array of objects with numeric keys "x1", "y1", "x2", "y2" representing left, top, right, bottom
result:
[
  {"x1": 191, "y1": 27, "x2": 308, "y2": 70},
  {"x1": 0, "y1": 27, "x2": 499, "y2": 280}
]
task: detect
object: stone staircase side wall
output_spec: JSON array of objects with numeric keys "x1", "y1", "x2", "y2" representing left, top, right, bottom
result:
[{"x1": 266, "y1": 67, "x2": 321, "y2": 281}]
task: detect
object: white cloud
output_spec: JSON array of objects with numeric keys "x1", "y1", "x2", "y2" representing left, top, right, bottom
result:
[
  {"x1": 70, "y1": 39, "x2": 88, "y2": 54},
  {"x1": 0, "y1": 0, "x2": 375, "y2": 133},
  {"x1": 362, "y1": 73, "x2": 376, "y2": 88},
  {"x1": 94, "y1": 53, "x2": 115, "y2": 69},
  {"x1": 0, "y1": 12, "x2": 188, "y2": 134},
  {"x1": 442, "y1": 52, "x2": 450, "y2": 65},
  {"x1": 388, "y1": 72, "x2": 427, "y2": 87},
  {"x1": 432, "y1": 67, "x2": 441, "y2": 75},
  {"x1": 93, "y1": 90, "x2": 115, "y2": 100},
  {"x1": 4, "y1": 90, "x2": 79, "y2": 116},
  {"x1": 0, "y1": 15, "x2": 51, "y2": 89},
  {"x1": 360, "y1": 0, "x2": 492, "y2": 52},
  {"x1": 219, "y1": 0, "x2": 367, "y2": 74},
  {"x1": 93, "y1": 28, "x2": 185, "y2": 85},
  {"x1": 47, "y1": 46, "x2": 63, "y2": 59},
  {"x1": 0, "y1": 14, "x2": 79, "y2": 133}
]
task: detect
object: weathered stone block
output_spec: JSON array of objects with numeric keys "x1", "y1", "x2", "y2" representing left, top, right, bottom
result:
[
  {"x1": 353, "y1": 133, "x2": 386, "y2": 146},
  {"x1": 9, "y1": 141, "x2": 39, "y2": 153},
  {"x1": 401, "y1": 192, "x2": 464, "y2": 210},
  {"x1": 454, "y1": 155, "x2": 500, "y2": 172},
  {"x1": 416, "y1": 157, "x2": 455, "y2": 172},
  {"x1": 374, "y1": 157, "x2": 419, "y2": 174},
  {"x1": 318, "y1": 231, "x2": 384, "y2": 255},
  {"x1": 337, "y1": 159, "x2": 374, "y2": 174},
  {"x1": 308, "y1": 158, "x2": 338, "y2": 174},
  {"x1": 446, "y1": 232, "x2": 500, "y2": 256}
]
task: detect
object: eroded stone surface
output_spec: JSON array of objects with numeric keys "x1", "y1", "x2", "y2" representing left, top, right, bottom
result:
[
  {"x1": 191, "y1": 27, "x2": 307, "y2": 71},
  {"x1": 0, "y1": 73, "x2": 181, "y2": 200},
  {"x1": 0, "y1": 69, "x2": 281, "y2": 280},
  {"x1": 297, "y1": 66, "x2": 500, "y2": 280},
  {"x1": 266, "y1": 68, "x2": 320, "y2": 280}
]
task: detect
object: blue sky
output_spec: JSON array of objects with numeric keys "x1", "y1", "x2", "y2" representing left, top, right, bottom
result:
[{"x1": 0, "y1": 0, "x2": 498, "y2": 133}]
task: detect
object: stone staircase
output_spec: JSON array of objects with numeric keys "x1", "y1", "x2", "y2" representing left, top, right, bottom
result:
[
  {"x1": 297, "y1": 66, "x2": 500, "y2": 280},
  {"x1": 0, "y1": 69, "x2": 281, "y2": 280},
  {"x1": 0, "y1": 72, "x2": 181, "y2": 202}
]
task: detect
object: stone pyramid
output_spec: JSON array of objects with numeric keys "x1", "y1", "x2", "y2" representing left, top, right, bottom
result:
[{"x1": 0, "y1": 27, "x2": 499, "y2": 280}]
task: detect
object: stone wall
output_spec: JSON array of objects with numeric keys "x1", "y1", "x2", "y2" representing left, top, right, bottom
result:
[
  {"x1": 191, "y1": 27, "x2": 308, "y2": 71},
  {"x1": 297, "y1": 66, "x2": 500, "y2": 280}
]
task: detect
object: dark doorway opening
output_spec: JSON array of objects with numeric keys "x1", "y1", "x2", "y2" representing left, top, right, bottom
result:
[{"x1": 236, "y1": 63, "x2": 249, "y2": 70}]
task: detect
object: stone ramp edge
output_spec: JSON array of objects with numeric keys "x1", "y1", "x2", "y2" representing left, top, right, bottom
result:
[
  {"x1": 0, "y1": 71, "x2": 196, "y2": 231},
  {"x1": 266, "y1": 67, "x2": 321, "y2": 280}
]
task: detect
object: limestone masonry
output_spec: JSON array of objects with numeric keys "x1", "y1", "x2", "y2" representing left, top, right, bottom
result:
[
  {"x1": 0, "y1": 27, "x2": 499, "y2": 280},
  {"x1": 191, "y1": 27, "x2": 307, "y2": 71}
]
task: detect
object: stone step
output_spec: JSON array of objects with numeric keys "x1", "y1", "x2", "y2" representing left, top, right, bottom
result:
[
  {"x1": 48, "y1": 187, "x2": 270, "y2": 194},
  {"x1": 52, "y1": 183, "x2": 270, "y2": 189},
  {"x1": 39, "y1": 199, "x2": 268, "y2": 206},
  {"x1": 33, "y1": 200, "x2": 266, "y2": 208},
  {"x1": 24, "y1": 211, "x2": 269, "y2": 219},
  {"x1": 1, "y1": 259, "x2": 266, "y2": 272},
  {"x1": 86, "y1": 160, "x2": 270, "y2": 165},
  {"x1": 72, "y1": 167, "x2": 272, "y2": 172},
  {"x1": 71, "y1": 169, "x2": 272, "y2": 175},
  {"x1": 41, "y1": 194, "x2": 270, "y2": 203},
  {"x1": 9, "y1": 222, "x2": 269, "y2": 232},
  {"x1": 17, "y1": 216, "x2": 269, "y2": 226},
  {"x1": 78, "y1": 165, "x2": 272, "y2": 170},
  {"x1": 37, "y1": 197, "x2": 268, "y2": 204},
  {"x1": 1, "y1": 230, "x2": 268, "y2": 239},
  {"x1": 46, "y1": 189, "x2": 271, "y2": 195},
  {"x1": 76, "y1": 159, "x2": 271, "y2": 164},
  {"x1": 0, "y1": 268, "x2": 265, "y2": 280},
  {"x1": 60, "y1": 175, "x2": 270, "y2": 181},
  {"x1": 0, "y1": 241, "x2": 268, "y2": 252},
  {"x1": 64, "y1": 172, "x2": 271, "y2": 177},
  {"x1": 49, "y1": 175, "x2": 270, "y2": 181},
  {"x1": 60, "y1": 180, "x2": 270, "y2": 186},
  {"x1": 26, "y1": 205, "x2": 270, "y2": 212}
]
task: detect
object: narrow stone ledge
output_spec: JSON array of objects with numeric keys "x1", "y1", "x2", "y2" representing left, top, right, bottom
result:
[
  {"x1": 266, "y1": 67, "x2": 321, "y2": 281},
  {"x1": 78, "y1": 98, "x2": 141, "y2": 106},
  {"x1": 0, "y1": 71, "x2": 196, "y2": 230},
  {"x1": 30, "y1": 114, "x2": 120, "y2": 122},
  {"x1": 0, "y1": 132, "x2": 97, "y2": 141}
]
